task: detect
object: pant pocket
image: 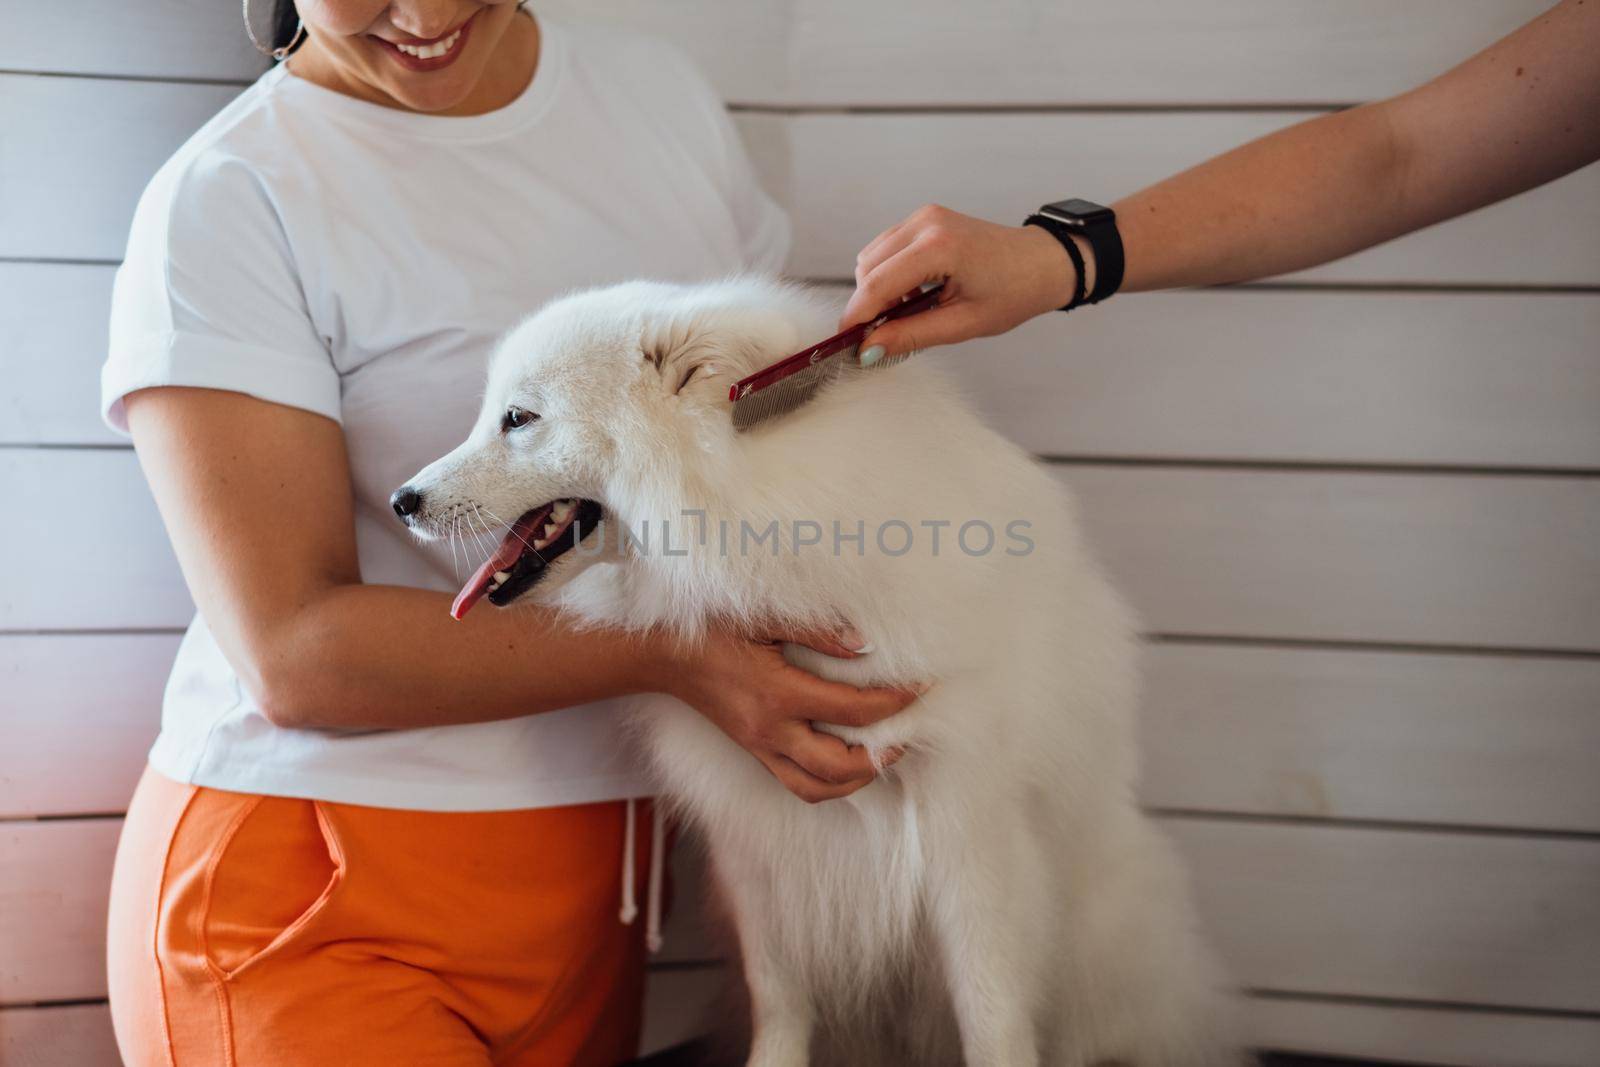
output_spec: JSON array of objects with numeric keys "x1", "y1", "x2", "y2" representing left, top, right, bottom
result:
[{"x1": 200, "y1": 794, "x2": 345, "y2": 980}]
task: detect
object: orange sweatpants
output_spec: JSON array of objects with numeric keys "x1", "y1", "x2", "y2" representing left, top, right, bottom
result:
[{"x1": 107, "y1": 765, "x2": 662, "y2": 1067}]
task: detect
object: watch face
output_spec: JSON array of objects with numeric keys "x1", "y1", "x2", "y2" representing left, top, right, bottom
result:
[{"x1": 1042, "y1": 198, "x2": 1114, "y2": 227}]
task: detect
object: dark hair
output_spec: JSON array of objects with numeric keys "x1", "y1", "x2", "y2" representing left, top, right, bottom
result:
[{"x1": 271, "y1": 0, "x2": 307, "y2": 56}]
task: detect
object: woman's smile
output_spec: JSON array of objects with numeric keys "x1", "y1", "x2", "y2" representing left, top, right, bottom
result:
[
  {"x1": 283, "y1": 2, "x2": 535, "y2": 116},
  {"x1": 370, "y1": 8, "x2": 478, "y2": 72}
]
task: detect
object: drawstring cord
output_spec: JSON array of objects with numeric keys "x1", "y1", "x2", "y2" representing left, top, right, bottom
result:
[
  {"x1": 620, "y1": 797, "x2": 666, "y2": 954},
  {"x1": 646, "y1": 802, "x2": 665, "y2": 954},
  {"x1": 620, "y1": 798, "x2": 639, "y2": 925}
]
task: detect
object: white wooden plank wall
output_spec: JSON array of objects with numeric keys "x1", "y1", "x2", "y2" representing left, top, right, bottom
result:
[{"x1": 4, "y1": 2, "x2": 1598, "y2": 1064}]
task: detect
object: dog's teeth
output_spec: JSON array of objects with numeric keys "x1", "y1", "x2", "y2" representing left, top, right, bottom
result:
[
  {"x1": 544, "y1": 522, "x2": 560, "y2": 538},
  {"x1": 553, "y1": 501, "x2": 575, "y2": 520},
  {"x1": 493, "y1": 570, "x2": 510, "y2": 583},
  {"x1": 533, "y1": 537, "x2": 552, "y2": 549}
]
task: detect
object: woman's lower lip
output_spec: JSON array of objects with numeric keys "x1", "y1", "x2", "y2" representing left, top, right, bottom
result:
[{"x1": 372, "y1": 11, "x2": 476, "y2": 72}]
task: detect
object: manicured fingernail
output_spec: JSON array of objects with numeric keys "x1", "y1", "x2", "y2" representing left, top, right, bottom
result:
[
  {"x1": 910, "y1": 682, "x2": 932, "y2": 695},
  {"x1": 881, "y1": 747, "x2": 905, "y2": 767},
  {"x1": 840, "y1": 627, "x2": 874, "y2": 654},
  {"x1": 859, "y1": 344, "x2": 886, "y2": 368}
]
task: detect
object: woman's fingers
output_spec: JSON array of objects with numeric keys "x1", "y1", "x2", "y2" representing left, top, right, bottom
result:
[
  {"x1": 765, "y1": 752, "x2": 871, "y2": 803},
  {"x1": 842, "y1": 206, "x2": 1083, "y2": 359},
  {"x1": 685, "y1": 624, "x2": 922, "y2": 803},
  {"x1": 798, "y1": 670, "x2": 921, "y2": 728},
  {"x1": 839, "y1": 240, "x2": 947, "y2": 331},
  {"x1": 777, "y1": 625, "x2": 873, "y2": 659},
  {"x1": 861, "y1": 301, "x2": 983, "y2": 361},
  {"x1": 782, "y1": 722, "x2": 879, "y2": 784},
  {"x1": 851, "y1": 224, "x2": 920, "y2": 297}
]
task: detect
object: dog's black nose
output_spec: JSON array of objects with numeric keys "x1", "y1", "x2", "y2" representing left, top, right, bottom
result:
[{"x1": 390, "y1": 486, "x2": 422, "y2": 520}]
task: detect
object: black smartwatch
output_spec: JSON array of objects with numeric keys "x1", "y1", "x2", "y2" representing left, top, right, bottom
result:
[{"x1": 1023, "y1": 198, "x2": 1124, "y2": 311}]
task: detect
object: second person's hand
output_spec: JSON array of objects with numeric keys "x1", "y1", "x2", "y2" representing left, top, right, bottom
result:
[{"x1": 840, "y1": 204, "x2": 1086, "y2": 363}]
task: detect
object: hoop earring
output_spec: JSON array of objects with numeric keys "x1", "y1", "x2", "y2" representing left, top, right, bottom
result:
[{"x1": 242, "y1": 0, "x2": 306, "y2": 61}]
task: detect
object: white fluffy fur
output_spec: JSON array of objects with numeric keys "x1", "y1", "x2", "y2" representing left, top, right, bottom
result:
[{"x1": 403, "y1": 277, "x2": 1244, "y2": 1066}]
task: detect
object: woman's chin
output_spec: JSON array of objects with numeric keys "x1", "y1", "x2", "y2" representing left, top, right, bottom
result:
[{"x1": 375, "y1": 71, "x2": 486, "y2": 114}]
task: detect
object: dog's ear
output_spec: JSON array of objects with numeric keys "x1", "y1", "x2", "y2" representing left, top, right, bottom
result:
[
  {"x1": 643, "y1": 329, "x2": 756, "y2": 408},
  {"x1": 665, "y1": 350, "x2": 722, "y2": 398}
]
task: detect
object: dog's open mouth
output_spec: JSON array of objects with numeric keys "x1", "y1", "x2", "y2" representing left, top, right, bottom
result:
[{"x1": 451, "y1": 498, "x2": 604, "y2": 620}]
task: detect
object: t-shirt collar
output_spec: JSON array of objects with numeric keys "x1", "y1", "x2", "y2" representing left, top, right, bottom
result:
[{"x1": 265, "y1": 9, "x2": 564, "y2": 143}]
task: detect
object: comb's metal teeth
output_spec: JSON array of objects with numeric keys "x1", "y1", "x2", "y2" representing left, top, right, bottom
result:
[
  {"x1": 730, "y1": 342, "x2": 918, "y2": 430},
  {"x1": 731, "y1": 353, "x2": 848, "y2": 430},
  {"x1": 732, "y1": 386, "x2": 810, "y2": 430}
]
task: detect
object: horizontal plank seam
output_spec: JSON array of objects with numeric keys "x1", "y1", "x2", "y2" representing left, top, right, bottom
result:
[
  {"x1": 0, "y1": 997, "x2": 111, "y2": 1011},
  {"x1": 1043, "y1": 455, "x2": 1600, "y2": 477},
  {"x1": 1246, "y1": 987, "x2": 1600, "y2": 1022},
  {"x1": 644, "y1": 959, "x2": 726, "y2": 974},
  {"x1": 7, "y1": 989, "x2": 1595, "y2": 1022},
  {"x1": 0, "y1": 969, "x2": 720, "y2": 1011},
  {"x1": 0, "y1": 444, "x2": 133, "y2": 452},
  {"x1": 0, "y1": 68, "x2": 256, "y2": 88},
  {"x1": 4, "y1": 628, "x2": 1596, "y2": 661},
  {"x1": 1143, "y1": 633, "x2": 1600, "y2": 660},
  {"x1": 0, "y1": 256, "x2": 120, "y2": 267},
  {"x1": 0, "y1": 79, "x2": 1354, "y2": 110},
  {"x1": 807, "y1": 274, "x2": 1600, "y2": 295},
  {"x1": 8, "y1": 442, "x2": 1600, "y2": 481},
  {"x1": 1147, "y1": 809, "x2": 1600, "y2": 842},
  {"x1": 8, "y1": 259, "x2": 1595, "y2": 295},
  {"x1": 729, "y1": 102, "x2": 1352, "y2": 115},
  {"x1": 10, "y1": 808, "x2": 1597, "y2": 842},
  {"x1": 0, "y1": 627, "x2": 188, "y2": 637},
  {"x1": 1228, "y1": 280, "x2": 1600, "y2": 295}
]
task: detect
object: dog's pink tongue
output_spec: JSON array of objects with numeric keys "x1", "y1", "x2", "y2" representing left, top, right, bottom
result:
[{"x1": 450, "y1": 508, "x2": 547, "y2": 621}]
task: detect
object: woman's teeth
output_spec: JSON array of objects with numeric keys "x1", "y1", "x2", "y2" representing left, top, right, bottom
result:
[{"x1": 393, "y1": 27, "x2": 462, "y2": 58}]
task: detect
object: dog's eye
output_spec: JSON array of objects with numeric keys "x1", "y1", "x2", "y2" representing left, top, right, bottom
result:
[{"x1": 501, "y1": 407, "x2": 539, "y2": 432}]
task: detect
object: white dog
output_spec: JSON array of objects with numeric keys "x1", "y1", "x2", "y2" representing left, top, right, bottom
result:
[{"x1": 396, "y1": 277, "x2": 1243, "y2": 1067}]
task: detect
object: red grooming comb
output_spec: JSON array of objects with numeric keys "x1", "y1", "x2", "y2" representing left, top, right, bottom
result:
[{"x1": 728, "y1": 282, "x2": 944, "y2": 430}]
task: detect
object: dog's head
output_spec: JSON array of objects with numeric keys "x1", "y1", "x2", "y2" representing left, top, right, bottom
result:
[{"x1": 392, "y1": 277, "x2": 830, "y2": 617}]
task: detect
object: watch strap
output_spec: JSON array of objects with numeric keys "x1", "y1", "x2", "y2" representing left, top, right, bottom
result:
[
  {"x1": 1082, "y1": 214, "x2": 1124, "y2": 305},
  {"x1": 1023, "y1": 215, "x2": 1087, "y2": 312}
]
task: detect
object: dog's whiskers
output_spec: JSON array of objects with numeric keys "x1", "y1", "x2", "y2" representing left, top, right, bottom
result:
[
  {"x1": 447, "y1": 505, "x2": 462, "y2": 583},
  {"x1": 463, "y1": 508, "x2": 493, "y2": 564}
]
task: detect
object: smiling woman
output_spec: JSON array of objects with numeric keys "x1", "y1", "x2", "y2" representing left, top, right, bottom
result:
[
  {"x1": 265, "y1": 0, "x2": 537, "y2": 113},
  {"x1": 97, "y1": 3, "x2": 913, "y2": 1065}
]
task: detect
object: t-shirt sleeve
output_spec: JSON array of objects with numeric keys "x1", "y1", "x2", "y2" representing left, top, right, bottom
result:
[{"x1": 101, "y1": 151, "x2": 340, "y2": 435}]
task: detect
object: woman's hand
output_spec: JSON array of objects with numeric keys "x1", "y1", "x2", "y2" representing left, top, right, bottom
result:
[
  {"x1": 659, "y1": 623, "x2": 917, "y2": 804},
  {"x1": 840, "y1": 204, "x2": 1085, "y2": 362}
]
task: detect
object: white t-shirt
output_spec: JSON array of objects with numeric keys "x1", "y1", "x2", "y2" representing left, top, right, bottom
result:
[{"x1": 101, "y1": 12, "x2": 790, "y2": 811}]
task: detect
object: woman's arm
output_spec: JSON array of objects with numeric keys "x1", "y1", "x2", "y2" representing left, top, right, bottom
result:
[
  {"x1": 1115, "y1": 0, "x2": 1600, "y2": 292},
  {"x1": 126, "y1": 386, "x2": 915, "y2": 802},
  {"x1": 842, "y1": 0, "x2": 1600, "y2": 352}
]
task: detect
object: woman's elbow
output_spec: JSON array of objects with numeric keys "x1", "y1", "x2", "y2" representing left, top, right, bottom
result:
[
  {"x1": 250, "y1": 663, "x2": 318, "y2": 729},
  {"x1": 239, "y1": 603, "x2": 370, "y2": 729},
  {"x1": 247, "y1": 641, "x2": 346, "y2": 730}
]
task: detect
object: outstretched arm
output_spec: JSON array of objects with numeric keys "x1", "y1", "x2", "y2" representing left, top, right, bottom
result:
[
  {"x1": 843, "y1": 0, "x2": 1600, "y2": 352},
  {"x1": 1115, "y1": 0, "x2": 1600, "y2": 292}
]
